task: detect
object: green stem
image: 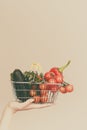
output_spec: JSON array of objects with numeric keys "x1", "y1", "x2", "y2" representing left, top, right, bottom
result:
[
  {"x1": 58, "y1": 60, "x2": 71, "y2": 72},
  {"x1": 63, "y1": 81, "x2": 69, "y2": 86}
]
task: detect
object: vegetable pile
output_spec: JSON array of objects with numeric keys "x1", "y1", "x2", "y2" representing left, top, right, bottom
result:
[{"x1": 11, "y1": 61, "x2": 74, "y2": 103}]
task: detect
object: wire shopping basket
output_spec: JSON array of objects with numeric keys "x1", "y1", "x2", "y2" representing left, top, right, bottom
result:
[{"x1": 11, "y1": 81, "x2": 62, "y2": 103}]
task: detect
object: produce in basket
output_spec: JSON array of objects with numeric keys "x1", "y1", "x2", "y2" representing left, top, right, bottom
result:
[
  {"x1": 11, "y1": 61, "x2": 74, "y2": 103},
  {"x1": 44, "y1": 60, "x2": 71, "y2": 83},
  {"x1": 11, "y1": 69, "x2": 29, "y2": 102}
]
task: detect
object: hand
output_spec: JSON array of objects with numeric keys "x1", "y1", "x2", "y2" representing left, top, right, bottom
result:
[
  {"x1": 0, "y1": 99, "x2": 53, "y2": 130},
  {"x1": 8, "y1": 98, "x2": 52, "y2": 113}
]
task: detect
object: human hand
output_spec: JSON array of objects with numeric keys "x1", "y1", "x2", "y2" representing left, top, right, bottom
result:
[
  {"x1": 0, "y1": 99, "x2": 52, "y2": 130},
  {"x1": 8, "y1": 99, "x2": 53, "y2": 113}
]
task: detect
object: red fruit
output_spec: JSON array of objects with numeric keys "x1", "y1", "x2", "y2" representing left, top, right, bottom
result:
[
  {"x1": 34, "y1": 96, "x2": 41, "y2": 103},
  {"x1": 59, "y1": 86, "x2": 66, "y2": 93},
  {"x1": 65, "y1": 85, "x2": 73, "y2": 92},
  {"x1": 40, "y1": 90, "x2": 47, "y2": 96},
  {"x1": 50, "y1": 67, "x2": 60, "y2": 75},
  {"x1": 44, "y1": 72, "x2": 55, "y2": 81},
  {"x1": 48, "y1": 78, "x2": 56, "y2": 83},
  {"x1": 30, "y1": 90, "x2": 37, "y2": 97},
  {"x1": 49, "y1": 61, "x2": 71, "y2": 82},
  {"x1": 39, "y1": 83, "x2": 47, "y2": 90},
  {"x1": 40, "y1": 95, "x2": 48, "y2": 103},
  {"x1": 55, "y1": 74, "x2": 63, "y2": 83},
  {"x1": 50, "y1": 85, "x2": 58, "y2": 93},
  {"x1": 47, "y1": 78, "x2": 57, "y2": 91},
  {"x1": 44, "y1": 72, "x2": 51, "y2": 80},
  {"x1": 50, "y1": 68, "x2": 63, "y2": 83}
]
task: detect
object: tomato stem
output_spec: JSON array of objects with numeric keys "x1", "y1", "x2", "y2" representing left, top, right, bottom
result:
[
  {"x1": 63, "y1": 81, "x2": 69, "y2": 86},
  {"x1": 58, "y1": 60, "x2": 71, "y2": 72}
]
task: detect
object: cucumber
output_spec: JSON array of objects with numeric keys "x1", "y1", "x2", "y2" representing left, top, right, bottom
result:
[{"x1": 11, "y1": 69, "x2": 29, "y2": 102}]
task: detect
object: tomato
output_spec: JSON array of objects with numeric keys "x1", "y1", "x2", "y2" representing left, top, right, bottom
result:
[
  {"x1": 30, "y1": 90, "x2": 37, "y2": 97},
  {"x1": 47, "y1": 74, "x2": 63, "y2": 84},
  {"x1": 50, "y1": 85, "x2": 58, "y2": 93},
  {"x1": 33, "y1": 96, "x2": 41, "y2": 103},
  {"x1": 55, "y1": 74, "x2": 63, "y2": 83},
  {"x1": 50, "y1": 61, "x2": 71, "y2": 75},
  {"x1": 50, "y1": 67, "x2": 60, "y2": 75},
  {"x1": 44, "y1": 72, "x2": 51, "y2": 80},
  {"x1": 39, "y1": 83, "x2": 47, "y2": 90},
  {"x1": 48, "y1": 78, "x2": 56, "y2": 83},
  {"x1": 59, "y1": 86, "x2": 66, "y2": 93},
  {"x1": 40, "y1": 95, "x2": 48, "y2": 103},
  {"x1": 65, "y1": 85, "x2": 73, "y2": 92},
  {"x1": 47, "y1": 78, "x2": 57, "y2": 91},
  {"x1": 40, "y1": 90, "x2": 47, "y2": 96},
  {"x1": 44, "y1": 72, "x2": 55, "y2": 81}
]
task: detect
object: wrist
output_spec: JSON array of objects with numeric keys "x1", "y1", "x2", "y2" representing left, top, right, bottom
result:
[
  {"x1": 0, "y1": 103, "x2": 15, "y2": 130},
  {"x1": 7, "y1": 102, "x2": 17, "y2": 114}
]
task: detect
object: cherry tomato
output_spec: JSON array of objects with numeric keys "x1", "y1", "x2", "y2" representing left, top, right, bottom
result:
[
  {"x1": 40, "y1": 95, "x2": 48, "y2": 103},
  {"x1": 44, "y1": 72, "x2": 55, "y2": 81},
  {"x1": 40, "y1": 90, "x2": 47, "y2": 96},
  {"x1": 30, "y1": 90, "x2": 37, "y2": 97},
  {"x1": 50, "y1": 85, "x2": 58, "y2": 93},
  {"x1": 47, "y1": 78, "x2": 57, "y2": 91},
  {"x1": 50, "y1": 61, "x2": 71, "y2": 76},
  {"x1": 48, "y1": 78, "x2": 56, "y2": 83},
  {"x1": 50, "y1": 67, "x2": 60, "y2": 75},
  {"x1": 33, "y1": 96, "x2": 41, "y2": 103},
  {"x1": 44, "y1": 72, "x2": 51, "y2": 80},
  {"x1": 39, "y1": 83, "x2": 47, "y2": 90},
  {"x1": 65, "y1": 84, "x2": 73, "y2": 92},
  {"x1": 55, "y1": 74, "x2": 63, "y2": 83},
  {"x1": 59, "y1": 86, "x2": 66, "y2": 93}
]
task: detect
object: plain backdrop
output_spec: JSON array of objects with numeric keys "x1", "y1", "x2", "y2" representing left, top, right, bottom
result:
[{"x1": 0, "y1": 0, "x2": 87, "y2": 130}]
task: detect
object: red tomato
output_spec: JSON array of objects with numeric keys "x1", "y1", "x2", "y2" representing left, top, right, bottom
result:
[
  {"x1": 59, "y1": 86, "x2": 66, "y2": 93},
  {"x1": 40, "y1": 95, "x2": 48, "y2": 103},
  {"x1": 65, "y1": 85, "x2": 73, "y2": 92},
  {"x1": 47, "y1": 78, "x2": 57, "y2": 91},
  {"x1": 44, "y1": 72, "x2": 51, "y2": 80},
  {"x1": 39, "y1": 83, "x2": 47, "y2": 90},
  {"x1": 55, "y1": 74, "x2": 63, "y2": 83},
  {"x1": 40, "y1": 90, "x2": 47, "y2": 96},
  {"x1": 50, "y1": 67, "x2": 60, "y2": 75},
  {"x1": 33, "y1": 96, "x2": 41, "y2": 103},
  {"x1": 45, "y1": 84, "x2": 50, "y2": 90},
  {"x1": 44, "y1": 72, "x2": 55, "y2": 81},
  {"x1": 50, "y1": 85, "x2": 58, "y2": 93},
  {"x1": 48, "y1": 78, "x2": 56, "y2": 83},
  {"x1": 30, "y1": 90, "x2": 37, "y2": 97}
]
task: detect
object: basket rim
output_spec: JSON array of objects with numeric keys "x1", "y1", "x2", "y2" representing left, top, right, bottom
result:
[{"x1": 11, "y1": 81, "x2": 63, "y2": 86}]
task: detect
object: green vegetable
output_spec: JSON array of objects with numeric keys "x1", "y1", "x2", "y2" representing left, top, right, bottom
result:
[
  {"x1": 11, "y1": 69, "x2": 29, "y2": 102},
  {"x1": 24, "y1": 71, "x2": 44, "y2": 83}
]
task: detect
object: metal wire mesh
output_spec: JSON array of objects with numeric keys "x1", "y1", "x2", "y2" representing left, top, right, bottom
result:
[{"x1": 11, "y1": 81, "x2": 61, "y2": 103}]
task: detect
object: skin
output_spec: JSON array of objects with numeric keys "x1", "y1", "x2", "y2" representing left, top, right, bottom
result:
[{"x1": 0, "y1": 99, "x2": 52, "y2": 130}]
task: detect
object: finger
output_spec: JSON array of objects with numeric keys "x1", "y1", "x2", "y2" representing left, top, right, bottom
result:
[
  {"x1": 23, "y1": 103, "x2": 53, "y2": 110},
  {"x1": 23, "y1": 98, "x2": 34, "y2": 105},
  {"x1": 18, "y1": 99, "x2": 34, "y2": 109},
  {"x1": 10, "y1": 98, "x2": 34, "y2": 110}
]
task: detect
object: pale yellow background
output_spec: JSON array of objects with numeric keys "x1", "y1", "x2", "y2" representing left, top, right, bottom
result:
[{"x1": 0, "y1": 0, "x2": 87, "y2": 130}]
